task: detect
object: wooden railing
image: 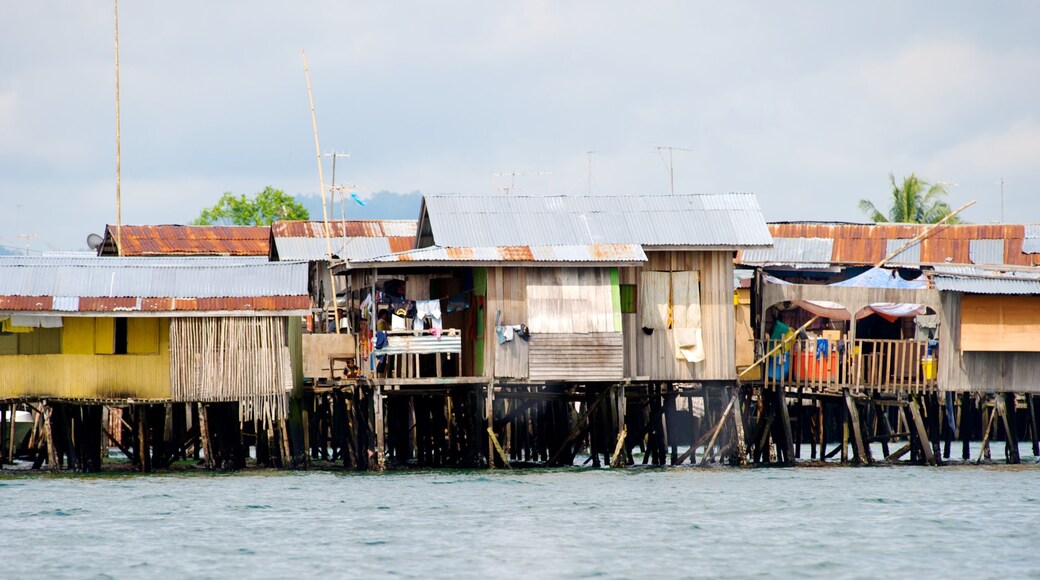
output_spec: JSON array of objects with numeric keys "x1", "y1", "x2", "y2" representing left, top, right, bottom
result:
[{"x1": 758, "y1": 338, "x2": 937, "y2": 393}]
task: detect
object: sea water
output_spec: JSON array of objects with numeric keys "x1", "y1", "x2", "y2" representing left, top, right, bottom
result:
[{"x1": 2, "y1": 455, "x2": 1039, "y2": 578}]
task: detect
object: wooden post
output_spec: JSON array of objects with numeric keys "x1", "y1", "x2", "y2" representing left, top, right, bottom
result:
[
  {"x1": 976, "y1": 396, "x2": 998, "y2": 464},
  {"x1": 907, "y1": 396, "x2": 936, "y2": 465},
  {"x1": 844, "y1": 389, "x2": 868, "y2": 464},
  {"x1": 1027, "y1": 394, "x2": 1039, "y2": 457},
  {"x1": 732, "y1": 386, "x2": 747, "y2": 466},
  {"x1": 43, "y1": 404, "x2": 59, "y2": 471},
  {"x1": 960, "y1": 392, "x2": 972, "y2": 461},
  {"x1": 997, "y1": 394, "x2": 1020, "y2": 464},
  {"x1": 199, "y1": 403, "x2": 213, "y2": 469},
  {"x1": 777, "y1": 387, "x2": 795, "y2": 466},
  {"x1": 485, "y1": 381, "x2": 495, "y2": 469},
  {"x1": 374, "y1": 384, "x2": 386, "y2": 471}
]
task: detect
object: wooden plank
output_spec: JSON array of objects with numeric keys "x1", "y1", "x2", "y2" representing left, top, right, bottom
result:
[
  {"x1": 962, "y1": 295, "x2": 1040, "y2": 352},
  {"x1": 907, "y1": 397, "x2": 936, "y2": 465},
  {"x1": 844, "y1": 390, "x2": 868, "y2": 464}
]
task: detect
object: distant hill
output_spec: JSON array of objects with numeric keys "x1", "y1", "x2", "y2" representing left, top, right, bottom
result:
[{"x1": 294, "y1": 190, "x2": 423, "y2": 223}]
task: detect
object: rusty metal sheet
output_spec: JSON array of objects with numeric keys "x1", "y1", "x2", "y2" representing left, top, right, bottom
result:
[
  {"x1": 0, "y1": 296, "x2": 53, "y2": 311},
  {"x1": 101, "y1": 225, "x2": 271, "y2": 256},
  {"x1": 271, "y1": 220, "x2": 417, "y2": 238}
]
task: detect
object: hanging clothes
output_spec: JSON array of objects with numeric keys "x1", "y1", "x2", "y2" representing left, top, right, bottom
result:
[{"x1": 414, "y1": 299, "x2": 443, "y2": 331}]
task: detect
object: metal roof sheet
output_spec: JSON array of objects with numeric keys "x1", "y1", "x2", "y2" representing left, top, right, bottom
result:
[
  {"x1": 352, "y1": 244, "x2": 648, "y2": 265},
  {"x1": 765, "y1": 223, "x2": 1035, "y2": 266},
  {"x1": 933, "y1": 275, "x2": 1040, "y2": 294},
  {"x1": 739, "y1": 237, "x2": 833, "y2": 268},
  {"x1": 1, "y1": 256, "x2": 270, "y2": 267},
  {"x1": 0, "y1": 259, "x2": 308, "y2": 298},
  {"x1": 270, "y1": 220, "x2": 417, "y2": 238},
  {"x1": 422, "y1": 194, "x2": 772, "y2": 248},
  {"x1": 885, "y1": 238, "x2": 921, "y2": 264},
  {"x1": 969, "y1": 239, "x2": 1006, "y2": 265},
  {"x1": 100, "y1": 225, "x2": 271, "y2": 256},
  {"x1": 1023, "y1": 225, "x2": 1040, "y2": 254},
  {"x1": 273, "y1": 237, "x2": 407, "y2": 261}
]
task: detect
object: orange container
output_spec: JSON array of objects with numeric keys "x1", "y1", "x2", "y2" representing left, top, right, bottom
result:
[{"x1": 794, "y1": 351, "x2": 837, "y2": 380}]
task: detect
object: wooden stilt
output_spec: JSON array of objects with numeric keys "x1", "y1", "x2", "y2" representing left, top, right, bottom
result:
[
  {"x1": 777, "y1": 387, "x2": 795, "y2": 466},
  {"x1": 997, "y1": 394, "x2": 1020, "y2": 464},
  {"x1": 43, "y1": 404, "x2": 59, "y2": 471},
  {"x1": 907, "y1": 397, "x2": 936, "y2": 466},
  {"x1": 844, "y1": 390, "x2": 868, "y2": 464},
  {"x1": 976, "y1": 396, "x2": 998, "y2": 465},
  {"x1": 199, "y1": 404, "x2": 213, "y2": 469},
  {"x1": 374, "y1": 384, "x2": 386, "y2": 471},
  {"x1": 1028, "y1": 394, "x2": 1039, "y2": 457}
]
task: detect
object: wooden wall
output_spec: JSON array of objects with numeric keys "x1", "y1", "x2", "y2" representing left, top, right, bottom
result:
[
  {"x1": 961, "y1": 294, "x2": 1040, "y2": 352},
  {"x1": 939, "y1": 291, "x2": 1040, "y2": 393},
  {"x1": 485, "y1": 266, "x2": 624, "y2": 381},
  {"x1": 0, "y1": 317, "x2": 171, "y2": 399},
  {"x1": 621, "y1": 250, "x2": 736, "y2": 382}
]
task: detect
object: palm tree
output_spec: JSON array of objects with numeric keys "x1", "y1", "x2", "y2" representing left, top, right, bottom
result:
[{"x1": 859, "y1": 173, "x2": 960, "y2": 224}]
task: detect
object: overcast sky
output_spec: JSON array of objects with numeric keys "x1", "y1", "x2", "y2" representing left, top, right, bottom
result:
[{"x1": 2, "y1": 2, "x2": 1039, "y2": 252}]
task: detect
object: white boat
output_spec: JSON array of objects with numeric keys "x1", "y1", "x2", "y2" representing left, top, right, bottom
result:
[{"x1": 1, "y1": 410, "x2": 34, "y2": 451}]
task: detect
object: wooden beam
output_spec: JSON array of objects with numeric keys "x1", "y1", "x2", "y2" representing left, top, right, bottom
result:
[
  {"x1": 844, "y1": 390, "x2": 868, "y2": 464},
  {"x1": 907, "y1": 397, "x2": 936, "y2": 465}
]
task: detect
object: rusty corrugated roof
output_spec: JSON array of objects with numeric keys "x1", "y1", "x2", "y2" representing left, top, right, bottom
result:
[
  {"x1": 270, "y1": 220, "x2": 417, "y2": 238},
  {"x1": 348, "y1": 243, "x2": 648, "y2": 267},
  {"x1": 738, "y1": 223, "x2": 1038, "y2": 267},
  {"x1": 99, "y1": 225, "x2": 271, "y2": 256}
]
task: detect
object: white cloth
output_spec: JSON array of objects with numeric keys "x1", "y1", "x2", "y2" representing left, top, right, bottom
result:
[
  {"x1": 674, "y1": 327, "x2": 704, "y2": 363},
  {"x1": 391, "y1": 314, "x2": 407, "y2": 330},
  {"x1": 414, "y1": 299, "x2": 443, "y2": 331},
  {"x1": 9, "y1": 315, "x2": 63, "y2": 328}
]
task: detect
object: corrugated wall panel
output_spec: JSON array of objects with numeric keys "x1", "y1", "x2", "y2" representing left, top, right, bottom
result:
[{"x1": 528, "y1": 333, "x2": 623, "y2": 381}]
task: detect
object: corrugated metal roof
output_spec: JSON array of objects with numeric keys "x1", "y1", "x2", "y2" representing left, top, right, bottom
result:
[
  {"x1": 762, "y1": 223, "x2": 1035, "y2": 267},
  {"x1": 99, "y1": 225, "x2": 271, "y2": 256},
  {"x1": 422, "y1": 194, "x2": 772, "y2": 248},
  {"x1": 352, "y1": 244, "x2": 648, "y2": 265},
  {"x1": 885, "y1": 238, "x2": 921, "y2": 264},
  {"x1": 739, "y1": 237, "x2": 833, "y2": 268},
  {"x1": 271, "y1": 220, "x2": 417, "y2": 238},
  {"x1": 0, "y1": 259, "x2": 308, "y2": 299},
  {"x1": 272, "y1": 236, "x2": 414, "y2": 261},
  {"x1": 2, "y1": 256, "x2": 270, "y2": 267},
  {"x1": 969, "y1": 239, "x2": 1005, "y2": 265},
  {"x1": 933, "y1": 275, "x2": 1040, "y2": 294},
  {"x1": 1022, "y1": 225, "x2": 1040, "y2": 254},
  {"x1": 0, "y1": 295, "x2": 311, "y2": 313}
]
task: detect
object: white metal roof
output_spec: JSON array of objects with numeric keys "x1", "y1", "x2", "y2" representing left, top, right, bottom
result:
[{"x1": 421, "y1": 193, "x2": 773, "y2": 248}]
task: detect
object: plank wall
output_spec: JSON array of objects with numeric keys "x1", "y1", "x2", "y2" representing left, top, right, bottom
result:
[
  {"x1": 621, "y1": 250, "x2": 736, "y2": 381},
  {"x1": 0, "y1": 317, "x2": 171, "y2": 399},
  {"x1": 939, "y1": 292, "x2": 1040, "y2": 393}
]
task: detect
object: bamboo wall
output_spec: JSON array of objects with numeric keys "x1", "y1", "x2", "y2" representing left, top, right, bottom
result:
[
  {"x1": 170, "y1": 317, "x2": 293, "y2": 423},
  {"x1": 0, "y1": 317, "x2": 171, "y2": 399},
  {"x1": 939, "y1": 291, "x2": 1040, "y2": 393},
  {"x1": 621, "y1": 250, "x2": 736, "y2": 382}
]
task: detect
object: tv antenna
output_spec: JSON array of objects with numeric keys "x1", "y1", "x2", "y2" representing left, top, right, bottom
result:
[
  {"x1": 18, "y1": 233, "x2": 38, "y2": 256},
  {"x1": 1000, "y1": 177, "x2": 1005, "y2": 223},
  {"x1": 325, "y1": 151, "x2": 352, "y2": 223},
  {"x1": 586, "y1": 151, "x2": 596, "y2": 195},
  {"x1": 655, "y1": 145, "x2": 692, "y2": 195},
  {"x1": 492, "y1": 171, "x2": 552, "y2": 195}
]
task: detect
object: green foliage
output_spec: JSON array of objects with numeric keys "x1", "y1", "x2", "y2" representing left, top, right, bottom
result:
[
  {"x1": 193, "y1": 186, "x2": 309, "y2": 226},
  {"x1": 858, "y1": 173, "x2": 961, "y2": 224}
]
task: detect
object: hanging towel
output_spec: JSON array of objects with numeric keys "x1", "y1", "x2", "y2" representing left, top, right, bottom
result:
[
  {"x1": 674, "y1": 328, "x2": 704, "y2": 363},
  {"x1": 391, "y1": 314, "x2": 407, "y2": 330},
  {"x1": 10, "y1": 315, "x2": 63, "y2": 328},
  {"x1": 815, "y1": 338, "x2": 829, "y2": 360}
]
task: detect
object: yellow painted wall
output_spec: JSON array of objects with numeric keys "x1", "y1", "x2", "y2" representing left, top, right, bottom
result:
[{"x1": 0, "y1": 317, "x2": 171, "y2": 399}]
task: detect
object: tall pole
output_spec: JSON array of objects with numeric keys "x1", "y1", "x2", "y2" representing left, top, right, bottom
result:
[
  {"x1": 301, "y1": 48, "x2": 340, "y2": 334},
  {"x1": 1000, "y1": 178, "x2": 1005, "y2": 223},
  {"x1": 587, "y1": 150, "x2": 595, "y2": 195},
  {"x1": 114, "y1": 0, "x2": 122, "y2": 256}
]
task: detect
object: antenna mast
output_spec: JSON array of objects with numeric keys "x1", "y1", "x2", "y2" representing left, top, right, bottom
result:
[
  {"x1": 114, "y1": 0, "x2": 122, "y2": 255},
  {"x1": 301, "y1": 48, "x2": 340, "y2": 334},
  {"x1": 492, "y1": 171, "x2": 552, "y2": 195},
  {"x1": 586, "y1": 151, "x2": 596, "y2": 195},
  {"x1": 656, "y1": 145, "x2": 692, "y2": 195}
]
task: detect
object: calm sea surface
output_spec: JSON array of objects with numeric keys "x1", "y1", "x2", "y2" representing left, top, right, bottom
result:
[{"x1": 2, "y1": 454, "x2": 1039, "y2": 579}]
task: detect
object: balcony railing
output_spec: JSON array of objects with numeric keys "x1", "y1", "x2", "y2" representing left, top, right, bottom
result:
[{"x1": 758, "y1": 338, "x2": 937, "y2": 393}]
